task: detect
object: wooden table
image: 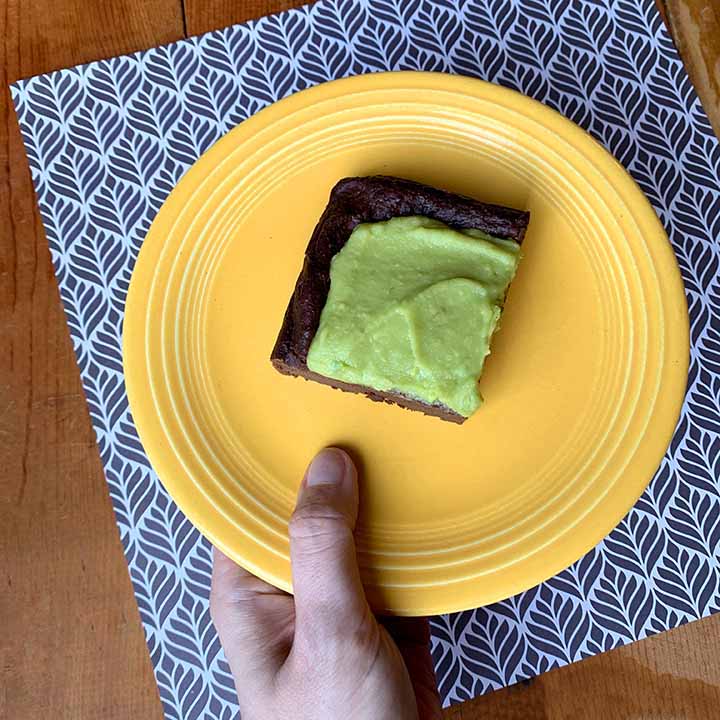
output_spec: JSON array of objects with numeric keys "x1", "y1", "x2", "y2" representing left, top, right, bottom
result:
[{"x1": 2, "y1": 1, "x2": 719, "y2": 718}]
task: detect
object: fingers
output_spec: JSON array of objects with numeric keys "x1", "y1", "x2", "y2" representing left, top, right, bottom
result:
[
  {"x1": 289, "y1": 448, "x2": 371, "y2": 645},
  {"x1": 380, "y1": 617, "x2": 443, "y2": 719},
  {"x1": 210, "y1": 546, "x2": 294, "y2": 699}
]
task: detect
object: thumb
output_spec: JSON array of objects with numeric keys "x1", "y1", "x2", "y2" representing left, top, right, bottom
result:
[{"x1": 289, "y1": 448, "x2": 370, "y2": 642}]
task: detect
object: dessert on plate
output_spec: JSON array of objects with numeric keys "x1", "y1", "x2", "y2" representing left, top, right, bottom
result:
[{"x1": 271, "y1": 175, "x2": 529, "y2": 423}]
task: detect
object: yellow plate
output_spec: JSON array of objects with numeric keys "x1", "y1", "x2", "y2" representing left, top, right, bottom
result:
[{"x1": 124, "y1": 72, "x2": 689, "y2": 616}]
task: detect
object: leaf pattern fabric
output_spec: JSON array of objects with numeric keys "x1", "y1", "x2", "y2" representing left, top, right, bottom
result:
[{"x1": 10, "y1": 0, "x2": 720, "y2": 713}]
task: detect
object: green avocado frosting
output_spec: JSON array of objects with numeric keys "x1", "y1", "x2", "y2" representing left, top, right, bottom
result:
[{"x1": 306, "y1": 216, "x2": 521, "y2": 417}]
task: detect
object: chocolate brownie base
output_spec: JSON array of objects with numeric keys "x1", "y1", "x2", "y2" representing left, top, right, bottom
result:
[
  {"x1": 271, "y1": 175, "x2": 530, "y2": 423},
  {"x1": 272, "y1": 358, "x2": 465, "y2": 423}
]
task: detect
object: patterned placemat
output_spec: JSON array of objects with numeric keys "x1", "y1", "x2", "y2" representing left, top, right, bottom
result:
[{"x1": 11, "y1": 0, "x2": 720, "y2": 714}]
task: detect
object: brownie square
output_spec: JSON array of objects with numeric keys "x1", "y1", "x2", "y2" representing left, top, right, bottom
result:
[{"x1": 271, "y1": 175, "x2": 529, "y2": 423}]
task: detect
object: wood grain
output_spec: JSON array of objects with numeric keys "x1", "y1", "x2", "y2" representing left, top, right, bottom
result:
[
  {"x1": 2, "y1": 1, "x2": 719, "y2": 719},
  {"x1": 443, "y1": 616, "x2": 720, "y2": 719},
  {"x1": 659, "y1": 0, "x2": 720, "y2": 137},
  {"x1": 184, "y1": 0, "x2": 302, "y2": 35}
]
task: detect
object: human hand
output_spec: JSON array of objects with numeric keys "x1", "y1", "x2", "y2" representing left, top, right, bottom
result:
[{"x1": 210, "y1": 448, "x2": 442, "y2": 720}]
